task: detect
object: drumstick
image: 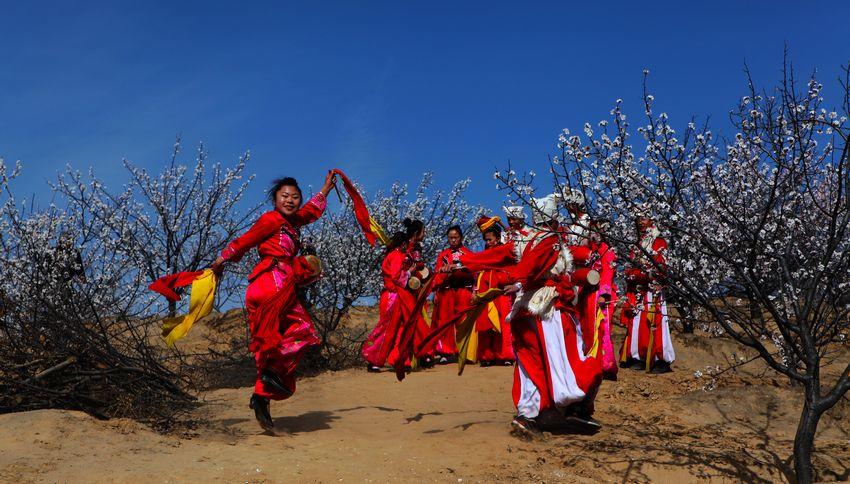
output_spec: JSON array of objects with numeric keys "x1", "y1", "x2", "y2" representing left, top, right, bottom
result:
[{"x1": 332, "y1": 181, "x2": 344, "y2": 203}]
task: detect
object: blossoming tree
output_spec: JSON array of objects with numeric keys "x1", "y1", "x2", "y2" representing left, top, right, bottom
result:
[
  {"x1": 496, "y1": 60, "x2": 850, "y2": 482},
  {"x1": 53, "y1": 138, "x2": 259, "y2": 313},
  {"x1": 0, "y1": 158, "x2": 193, "y2": 421}
]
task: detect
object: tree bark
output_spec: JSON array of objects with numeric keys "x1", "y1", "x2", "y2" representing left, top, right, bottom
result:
[{"x1": 793, "y1": 395, "x2": 821, "y2": 484}]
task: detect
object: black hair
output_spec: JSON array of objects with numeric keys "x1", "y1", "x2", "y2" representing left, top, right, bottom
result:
[
  {"x1": 446, "y1": 225, "x2": 463, "y2": 239},
  {"x1": 404, "y1": 218, "x2": 425, "y2": 238},
  {"x1": 268, "y1": 177, "x2": 302, "y2": 202},
  {"x1": 388, "y1": 218, "x2": 424, "y2": 251}
]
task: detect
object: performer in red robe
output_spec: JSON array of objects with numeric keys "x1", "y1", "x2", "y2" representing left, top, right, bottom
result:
[
  {"x1": 209, "y1": 172, "x2": 336, "y2": 431},
  {"x1": 425, "y1": 198, "x2": 601, "y2": 435},
  {"x1": 469, "y1": 216, "x2": 514, "y2": 366},
  {"x1": 505, "y1": 194, "x2": 602, "y2": 436},
  {"x1": 589, "y1": 223, "x2": 619, "y2": 380},
  {"x1": 563, "y1": 189, "x2": 599, "y2": 361},
  {"x1": 430, "y1": 226, "x2": 474, "y2": 362},
  {"x1": 361, "y1": 219, "x2": 426, "y2": 371},
  {"x1": 406, "y1": 237, "x2": 436, "y2": 366},
  {"x1": 620, "y1": 215, "x2": 676, "y2": 373}
]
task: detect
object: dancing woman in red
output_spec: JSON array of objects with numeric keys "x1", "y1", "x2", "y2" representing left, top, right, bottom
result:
[
  {"x1": 361, "y1": 219, "x2": 426, "y2": 371},
  {"x1": 209, "y1": 172, "x2": 337, "y2": 431}
]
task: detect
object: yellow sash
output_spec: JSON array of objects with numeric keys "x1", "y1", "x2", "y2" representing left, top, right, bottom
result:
[{"x1": 161, "y1": 269, "x2": 217, "y2": 347}]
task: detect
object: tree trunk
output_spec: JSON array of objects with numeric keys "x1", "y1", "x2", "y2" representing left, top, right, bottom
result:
[
  {"x1": 168, "y1": 300, "x2": 177, "y2": 318},
  {"x1": 793, "y1": 396, "x2": 821, "y2": 484},
  {"x1": 681, "y1": 302, "x2": 694, "y2": 333}
]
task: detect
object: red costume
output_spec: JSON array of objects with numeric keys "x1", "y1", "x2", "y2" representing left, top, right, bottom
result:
[
  {"x1": 430, "y1": 246, "x2": 474, "y2": 357},
  {"x1": 620, "y1": 225, "x2": 676, "y2": 370},
  {"x1": 566, "y1": 208, "x2": 619, "y2": 379},
  {"x1": 361, "y1": 247, "x2": 416, "y2": 368},
  {"x1": 567, "y1": 213, "x2": 599, "y2": 362},
  {"x1": 461, "y1": 219, "x2": 515, "y2": 365},
  {"x1": 219, "y1": 192, "x2": 326, "y2": 400},
  {"x1": 592, "y1": 241, "x2": 619, "y2": 379},
  {"x1": 506, "y1": 227, "x2": 602, "y2": 421},
  {"x1": 407, "y1": 245, "x2": 436, "y2": 361}
]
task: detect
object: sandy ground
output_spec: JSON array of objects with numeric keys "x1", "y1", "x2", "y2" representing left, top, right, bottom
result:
[{"x1": 2, "y1": 314, "x2": 849, "y2": 483}]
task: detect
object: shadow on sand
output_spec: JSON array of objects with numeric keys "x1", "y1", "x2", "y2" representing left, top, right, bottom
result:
[{"x1": 273, "y1": 410, "x2": 340, "y2": 434}]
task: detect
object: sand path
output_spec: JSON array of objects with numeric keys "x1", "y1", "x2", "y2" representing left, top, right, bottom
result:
[{"x1": 2, "y1": 332, "x2": 848, "y2": 482}]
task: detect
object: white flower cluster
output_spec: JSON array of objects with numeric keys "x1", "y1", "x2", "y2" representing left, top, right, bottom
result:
[
  {"x1": 494, "y1": 65, "x2": 850, "y2": 388},
  {"x1": 2, "y1": 139, "x2": 260, "y2": 323}
]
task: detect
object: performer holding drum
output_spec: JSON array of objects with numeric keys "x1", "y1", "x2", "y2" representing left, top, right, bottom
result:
[
  {"x1": 361, "y1": 218, "x2": 429, "y2": 371},
  {"x1": 209, "y1": 172, "x2": 337, "y2": 431}
]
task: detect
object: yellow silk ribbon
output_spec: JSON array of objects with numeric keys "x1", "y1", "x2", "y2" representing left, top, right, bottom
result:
[
  {"x1": 477, "y1": 272, "x2": 501, "y2": 333},
  {"x1": 645, "y1": 296, "x2": 657, "y2": 372},
  {"x1": 421, "y1": 301, "x2": 432, "y2": 328},
  {"x1": 455, "y1": 286, "x2": 505, "y2": 375},
  {"x1": 369, "y1": 216, "x2": 391, "y2": 246},
  {"x1": 486, "y1": 301, "x2": 501, "y2": 333},
  {"x1": 587, "y1": 306, "x2": 604, "y2": 358},
  {"x1": 455, "y1": 312, "x2": 481, "y2": 374},
  {"x1": 161, "y1": 269, "x2": 217, "y2": 347}
]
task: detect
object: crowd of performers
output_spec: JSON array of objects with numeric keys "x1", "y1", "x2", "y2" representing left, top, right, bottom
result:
[
  {"x1": 358, "y1": 189, "x2": 676, "y2": 436},
  {"x1": 153, "y1": 170, "x2": 676, "y2": 435}
]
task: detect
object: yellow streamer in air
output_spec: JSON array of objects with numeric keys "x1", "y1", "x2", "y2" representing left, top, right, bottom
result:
[
  {"x1": 369, "y1": 216, "x2": 391, "y2": 246},
  {"x1": 161, "y1": 269, "x2": 217, "y2": 347}
]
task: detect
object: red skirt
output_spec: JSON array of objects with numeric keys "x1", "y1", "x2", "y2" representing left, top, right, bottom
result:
[
  {"x1": 431, "y1": 287, "x2": 472, "y2": 356},
  {"x1": 245, "y1": 265, "x2": 319, "y2": 400}
]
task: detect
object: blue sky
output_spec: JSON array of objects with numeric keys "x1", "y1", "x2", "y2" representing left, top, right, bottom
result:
[{"x1": 2, "y1": 1, "x2": 849, "y2": 209}]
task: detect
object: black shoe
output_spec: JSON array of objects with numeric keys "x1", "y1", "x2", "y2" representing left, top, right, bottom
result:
[
  {"x1": 650, "y1": 361, "x2": 673, "y2": 374},
  {"x1": 570, "y1": 403, "x2": 594, "y2": 421},
  {"x1": 366, "y1": 364, "x2": 382, "y2": 373},
  {"x1": 562, "y1": 414, "x2": 603, "y2": 434},
  {"x1": 480, "y1": 360, "x2": 492, "y2": 367},
  {"x1": 503, "y1": 360, "x2": 514, "y2": 366},
  {"x1": 510, "y1": 415, "x2": 543, "y2": 439},
  {"x1": 603, "y1": 371, "x2": 618, "y2": 381},
  {"x1": 249, "y1": 394, "x2": 274, "y2": 432},
  {"x1": 260, "y1": 370, "x2": 292, "y2": 397},
  {"x1": 629, "y1": 359, "x2": 645, "y2": 370}
]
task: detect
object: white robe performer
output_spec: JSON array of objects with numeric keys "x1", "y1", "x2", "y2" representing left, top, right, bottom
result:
[
  {"x1": 620, "y1": 222, "x2": 676, "y2": 373},
  {"x1": 507, "y1": 195, "x2": 603, "y2": 435}
]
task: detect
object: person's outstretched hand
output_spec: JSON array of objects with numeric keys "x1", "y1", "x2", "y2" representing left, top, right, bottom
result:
[
  {"x1": 320, "y1": 170, "x2": 337, "y2": 197},
  {"x1": 210, "y1": 258, "x2": 225, "y2": 276}
]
